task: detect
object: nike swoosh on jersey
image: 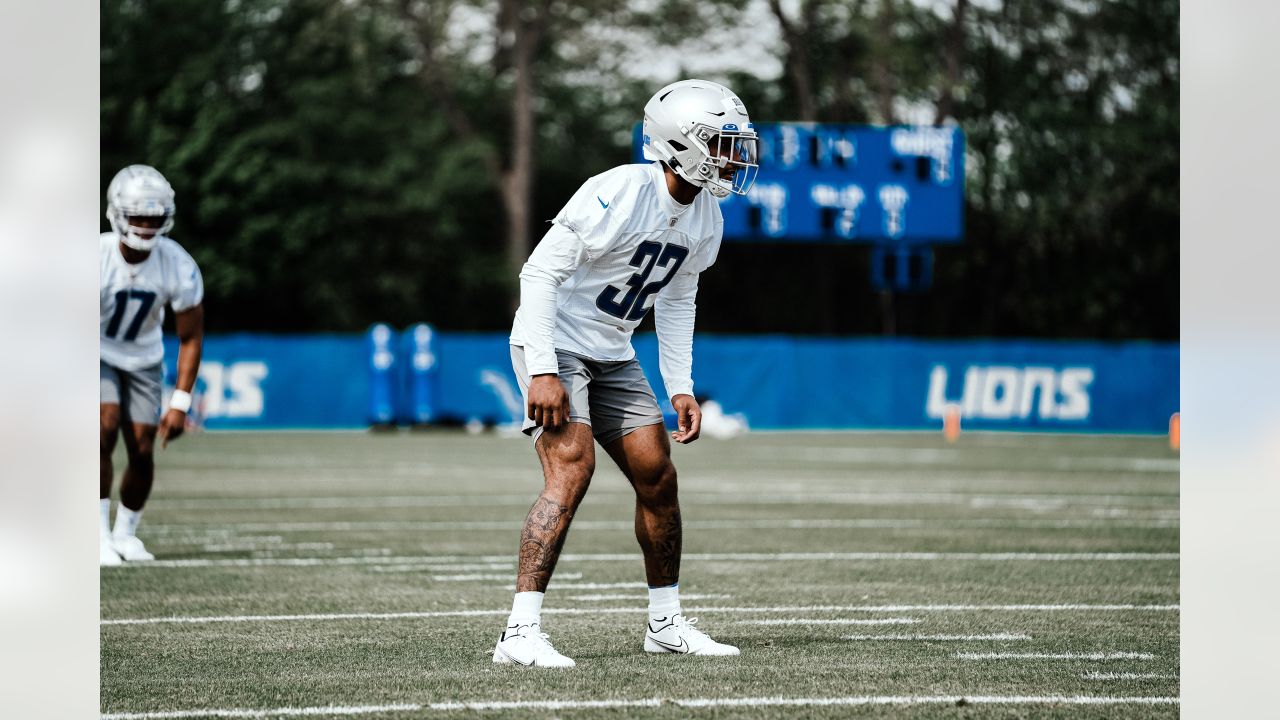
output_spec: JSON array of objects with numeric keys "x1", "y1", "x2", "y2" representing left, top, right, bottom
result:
[{"x1": 597, "y1": 196, "x2": 610, "y2": 209}]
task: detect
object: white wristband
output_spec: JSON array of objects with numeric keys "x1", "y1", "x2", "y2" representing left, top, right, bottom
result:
[{"x1": 169, "y1": 389, "x2": 193, "y2": 413}]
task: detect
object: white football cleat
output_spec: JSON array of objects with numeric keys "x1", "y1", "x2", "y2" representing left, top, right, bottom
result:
[
  {"x1": 100, "y1": 537, "x2": 123, "y2": 566},
  {"x1": 111, "y1": 534, "x2": 155, "y2": 562},
  {"x1": 492, "y1": 622, "x2": 576, "y2": 668},
  {"x1": 645, "y1": 613, "x2": 740, "y2": 656}
]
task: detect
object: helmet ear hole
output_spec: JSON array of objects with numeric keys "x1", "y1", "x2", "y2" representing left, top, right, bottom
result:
[{"x1": 668, "y1": 140, "x2": 688, "y2": 153}]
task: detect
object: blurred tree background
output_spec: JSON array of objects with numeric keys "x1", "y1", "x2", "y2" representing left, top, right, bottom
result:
[{"x1": 102, "y1": 0, "x2": 1177, "y2": 339}]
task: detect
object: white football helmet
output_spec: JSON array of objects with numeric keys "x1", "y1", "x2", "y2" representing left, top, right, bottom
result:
[
  {"x1": 642, "y1": 79, "x2": 759, "y2": 198},
  {"x1": 106, "y1": 164, "x2": 176, "y2": 251}
]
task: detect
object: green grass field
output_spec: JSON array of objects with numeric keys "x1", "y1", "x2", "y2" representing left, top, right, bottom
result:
[{"x1": 100, "y1": 430, "x2": 1179, "y2": 719}]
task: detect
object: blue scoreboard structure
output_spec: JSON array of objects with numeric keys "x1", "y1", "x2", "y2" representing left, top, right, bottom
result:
[{"x1": 632, "y1": 123, "x2": 966, "y2": 289}]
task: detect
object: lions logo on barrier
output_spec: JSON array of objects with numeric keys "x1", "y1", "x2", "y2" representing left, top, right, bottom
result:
[
  {"x1": 925, "y1": 364, "x2": 1095, "y2": 422},
  {"x1": 193, "y1": 361, "x2": 269, "y2": 419}
]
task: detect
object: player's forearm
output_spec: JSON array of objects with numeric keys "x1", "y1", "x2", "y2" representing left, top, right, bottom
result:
[
  {"x1": 174, "y1": 335, "x2": 202, "y2": 393},
  {"x1": 518, "y1": 265, "x2": 563, "y2": 375},
  {"x1": 655, "y1": 298, "x2": 696, "y2": 400},
  {"x1": 173, "y1": 305, "x2": 204, "y2": 393}
]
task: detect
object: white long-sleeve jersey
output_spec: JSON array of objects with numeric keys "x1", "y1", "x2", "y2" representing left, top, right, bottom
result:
[
  {"x1": 510, "y1": 162, "x2": 722, "y2": 400},
  {"x1": 100, "y1": 233, "x2": 204, "y2": 371}
]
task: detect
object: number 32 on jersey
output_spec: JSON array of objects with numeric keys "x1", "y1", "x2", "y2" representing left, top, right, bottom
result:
[{"x1": 595, "y1": 241, "x2": 689, "y2": 321}]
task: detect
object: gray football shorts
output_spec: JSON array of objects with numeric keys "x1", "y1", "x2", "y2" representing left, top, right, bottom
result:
[
  {"x1": 100, "y1": 360, "x2": 164, "y2": 425},
  {"x1": 510, "y1": 345, "x2": 664, "y2": 445}
]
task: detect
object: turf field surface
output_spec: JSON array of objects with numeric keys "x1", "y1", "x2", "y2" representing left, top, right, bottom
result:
[{"x1": 101, "y1": 430, "x2": 1179, "y2": 718}]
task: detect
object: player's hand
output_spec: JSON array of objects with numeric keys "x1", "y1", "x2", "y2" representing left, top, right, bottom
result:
[
  {"x1": 670, "y1": 394, "x2": 701, "y2": 444},
  {"x1": 528, "y1": 374, "x2": 570, "y2": 430},
  {"x1": 157, "y1": 409, "x2": 186, "y2": 449}
]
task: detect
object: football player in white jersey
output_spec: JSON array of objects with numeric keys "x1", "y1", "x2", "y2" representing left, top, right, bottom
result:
[
  {"x1": 100, "y1": 165, "x2": 204, "y2": 566},
  {"x1": 494, "y1": 80, "x2": 759, "y2": 667}
]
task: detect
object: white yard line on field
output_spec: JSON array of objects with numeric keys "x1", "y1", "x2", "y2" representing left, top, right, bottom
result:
[
  {"x1": 150, "y1": 490, "x2": 1177, "y2": 511},
  {"x1": 109, "y1": 551, "x2": 1179, "y2": 569},
  {"x1": 759, "y1": 447, "x2": 1179, "y2": 474},
  {"x1": 741, "y1": 617, "x2": 921, "y2": 626},
  {"x1": 1051, "y1": 457, "x2": 1180, "y2": 472},
  {"x1": 957, "y1": 651, "x2": 1155, "y2": 660},
  {"x1": 568, "y1": 593, "x2": 732, "y2": 601},
  {"x1": 1082, "y1": 672, "x2": 1177, "y2": 680},
  {"x1": 99, "y1": 694, "x2": 1180, "y2": 718},
  {"x1": 845, "y1": 633, "x2": 1030, "y2": 641},
  {"x1": 141, "y1": 516, "x2": 1179, "y2": 535},
  {"x1": 431, "y1": 572, "x2": 580, "y2": 582},
  {"x1": 532, "y1": 582, "x2": 649, "y2": 590},
  {"x1": 101, "y1": 603, "x2": 1179, "y2": 626},
  {"x1": 102, "y1": 703, "x2": 425, "y2": 719},
  {"x1": 367, "y1": 563, "x2": 513, "y2": 573}
]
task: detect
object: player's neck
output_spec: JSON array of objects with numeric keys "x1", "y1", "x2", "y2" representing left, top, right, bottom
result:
[
  {"x1": 662, "y1": 166, "x2": 701, "y2": 206},
  {"x1": 118, "y1": 241, "x2": 152, "y2": 265}
]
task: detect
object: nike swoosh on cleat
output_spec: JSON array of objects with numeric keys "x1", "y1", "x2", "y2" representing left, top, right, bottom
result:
[
  {"x1": 648, "y1": 620, "x2": 675, "y2": 633},
  {"x1": 496, "y1": 645, "x2": 533, "y2": 666},
  {"x1": 649, "y1": 637, "x2": 689, "y2": 653},
  {"x1": 597, "y1": 196, "x2": 610, "y2": 209}
]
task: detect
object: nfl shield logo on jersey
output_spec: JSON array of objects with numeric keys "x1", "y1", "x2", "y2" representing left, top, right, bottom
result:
[{"x1": 669, "y1": 216, "x2": 678, "y2": 227}]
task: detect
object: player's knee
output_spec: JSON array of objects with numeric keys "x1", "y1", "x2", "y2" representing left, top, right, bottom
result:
[
  {"x1": 546, "y1": 450, "x2": 595, "y2": 494},
  {"x1": 540, "y1": 431, "x2": 596, "y2": 481},
  {"x1": 635, "y1": 461, "x2": 678, "y2": 505},
  {"x1": 101, "y1": 408, "x2": 121, "y2": 441},
  {"x1": 130, "y1": 430, "x2": 157, "y2": 459},
  {"x1": 101, "y1": 423, "x2": 120, "y2": 456}
]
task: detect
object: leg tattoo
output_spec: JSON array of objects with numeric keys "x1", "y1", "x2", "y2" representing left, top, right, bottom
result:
[
  {"x1": 636, "y1": 504, "x2": 682, "y2": 587},
  {"x1": 516, "y1": 495, "x2": 575, "y2": 592}
]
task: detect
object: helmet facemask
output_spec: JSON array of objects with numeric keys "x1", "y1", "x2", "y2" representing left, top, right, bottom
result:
[
  {"x1": 109, "y1": 210, "x2": 174, "y2": 252},
  {"x1": 683, "y1": 124, "x2": 760, "y2": 198}
]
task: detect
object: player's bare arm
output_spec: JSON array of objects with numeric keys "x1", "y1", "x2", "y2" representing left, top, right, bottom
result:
[
  {"x1": 670, "y1": 393, "x2": 702, "y2": 444},
  {"x1": 160, "y1": 303, "x2": 203, "y2": 449}
]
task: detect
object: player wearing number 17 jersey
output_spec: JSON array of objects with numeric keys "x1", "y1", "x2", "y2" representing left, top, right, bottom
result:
[
  {"x1": 493, "y1": 79, "x2": 759, "y2": 667},
  {"x1": 100, "y1": 165, "x2": 204, "y2": 566}
]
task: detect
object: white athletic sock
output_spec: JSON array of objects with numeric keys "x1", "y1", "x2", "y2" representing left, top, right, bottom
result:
[
  {"x1": 648, "y1": 583, "x2": 681, "y2": 618},
  {"x1": 113, "y1": 505, "x2": 143, "y2": 538},
  {"x1": 100, "y1": 498, "x2": 112, "y2": 539},
  {"x1": 508, "y1": 591, "x2": 544, "y2": 626}
]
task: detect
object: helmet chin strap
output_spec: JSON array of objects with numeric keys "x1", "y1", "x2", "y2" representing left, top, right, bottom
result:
[
  {"x1": 674, "y1": 161, "x2": 731, "y2": 199},
  {"x1": 109, "y1": 210, "x2": 170, "y2": 252},
  {"x1": 692, "y1": 161, "x2": 734, "y2": 199},
  {"x1": 118, "y1": 229, "x2": 159, "y2": 252}
]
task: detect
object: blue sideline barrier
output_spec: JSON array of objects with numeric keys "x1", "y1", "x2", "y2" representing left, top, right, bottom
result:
[{"x1": 164, "y1": 334, "x2": 1178, "y2": 433}]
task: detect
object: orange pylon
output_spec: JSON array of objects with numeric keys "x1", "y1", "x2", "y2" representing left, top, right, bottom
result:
[
  {"x1": 943, "y1": 404, "x2": 962, "y2": 443},
  {"x1": 1169, "y1": 412, "x2": 1180, "y2": 452}
]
